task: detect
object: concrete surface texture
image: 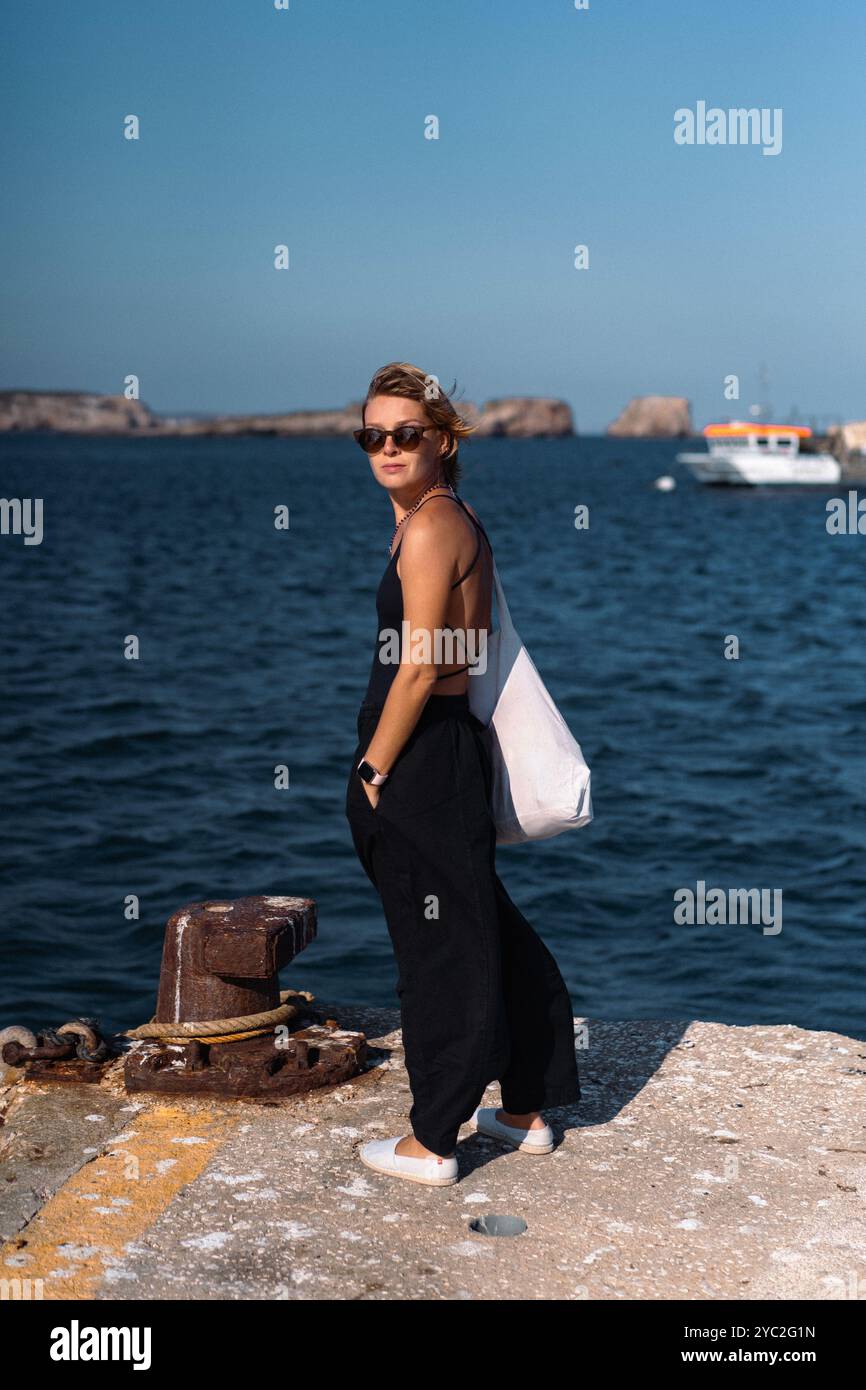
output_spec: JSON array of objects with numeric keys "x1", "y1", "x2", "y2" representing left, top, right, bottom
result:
[{"x1": 1, "y1": 1007, "x2": 864, "y2": 1301}]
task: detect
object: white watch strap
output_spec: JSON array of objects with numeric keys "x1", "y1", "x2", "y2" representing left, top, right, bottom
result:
[{"x1": 358, "y1": 758, "x2": 389, "y2": 786}]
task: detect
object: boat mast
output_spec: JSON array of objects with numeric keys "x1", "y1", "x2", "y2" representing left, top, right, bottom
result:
[{"x1": 746, "y1": 363, "x2": 772, "y2": 425}]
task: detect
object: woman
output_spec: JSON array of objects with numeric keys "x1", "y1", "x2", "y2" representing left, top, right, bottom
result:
[{"x1": 345, "y1": 362, "x2": 580, "y2": 1187}]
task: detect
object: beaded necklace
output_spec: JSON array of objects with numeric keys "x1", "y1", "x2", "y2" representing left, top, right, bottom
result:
[{"x1": 387, "y1": 479, "x2": 455, "y2": 556}]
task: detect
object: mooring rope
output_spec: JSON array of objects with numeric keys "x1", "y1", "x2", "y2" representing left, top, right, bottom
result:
[{"x1": 121, "y1": 989, "x2": 315, "y2": 1043}]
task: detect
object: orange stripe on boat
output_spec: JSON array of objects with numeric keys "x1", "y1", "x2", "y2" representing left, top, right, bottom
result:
[{"x1": 703, "y1": 423, "x2": 812, "y2": 437}]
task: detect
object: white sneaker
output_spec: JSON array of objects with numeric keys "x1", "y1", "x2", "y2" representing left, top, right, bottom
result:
[
  {"x1": 469, "y1": 1107, "x2": 555, "y2": 1154},
  {"x1": 358, "y1": 1136, "x2": 459, "y2": 1187}
]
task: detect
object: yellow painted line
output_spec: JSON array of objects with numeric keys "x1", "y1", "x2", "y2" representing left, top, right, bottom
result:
[{"x1": 1, "y1": 1102, "x2": 239, "y2": 1299}]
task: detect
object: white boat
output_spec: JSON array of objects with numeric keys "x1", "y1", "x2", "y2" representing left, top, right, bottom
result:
[{"x1": 677, "y1": 423, "x2": 841, "y2": 485}]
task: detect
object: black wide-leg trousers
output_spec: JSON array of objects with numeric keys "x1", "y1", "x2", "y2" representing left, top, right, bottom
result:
[{"x1": 345, "y1": 693, "x2": 580, "y2": 1158}]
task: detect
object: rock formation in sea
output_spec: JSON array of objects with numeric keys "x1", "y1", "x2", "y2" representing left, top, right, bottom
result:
[
  {"x1": 827, "y1": 419, "x2": 866, "y2": 462},
  {"x1": 607, "y1": 395, "x2": 692, "y2": 437},
  {"x1": 464, "y1": 397, "x2": 574, "y2": 437}
]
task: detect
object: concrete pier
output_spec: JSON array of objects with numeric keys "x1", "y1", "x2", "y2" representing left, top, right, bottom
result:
[{"x1": 1, "y1": 1007, "x2": 864, "y2": 1301}]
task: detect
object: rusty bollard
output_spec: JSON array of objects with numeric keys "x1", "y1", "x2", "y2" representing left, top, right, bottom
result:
[{"x1": 124, "y1": 895, "x2": 367, "y2": 1098}]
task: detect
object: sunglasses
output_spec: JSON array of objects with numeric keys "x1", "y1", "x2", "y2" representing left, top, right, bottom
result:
[{"x1": 353, "y1": 425, "x2": 439, "y2": 455}]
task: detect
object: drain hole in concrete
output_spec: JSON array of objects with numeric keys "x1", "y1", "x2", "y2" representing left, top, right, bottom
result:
[{"x1": 468, "y1": 1214, "x2": 527, "y2": 1237}]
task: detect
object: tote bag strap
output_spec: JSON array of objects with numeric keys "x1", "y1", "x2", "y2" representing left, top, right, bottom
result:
[
  {"x1": 447, "y1": 494, "x2": 515, "y2": 640},
  {"x1": 491, "y1": 559, "x2": 516, "y2": 636}
]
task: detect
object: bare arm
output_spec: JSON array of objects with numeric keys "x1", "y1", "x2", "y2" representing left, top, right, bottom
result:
[{"x1": 358, "y1": 505, "x2": 459, "y2": 803}]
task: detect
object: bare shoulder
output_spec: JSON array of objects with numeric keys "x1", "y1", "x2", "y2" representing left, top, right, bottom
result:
[{"x1": 402, "y1": 493, "x2": 473, "y2": 548}]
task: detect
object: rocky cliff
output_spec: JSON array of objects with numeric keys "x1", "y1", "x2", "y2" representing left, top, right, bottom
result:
[
  {"x1": 607, "y1": 395, "x2": 692, "y2": 437},
  {"x1": 0, "y1": 391, "x2": 575, "y2": 439},
  {"x1": 467, "y1": 397, "x2": 574, "y2": 437},
  {"x1": 0, "y1": 391, "x2": 160, "y2": 433}
]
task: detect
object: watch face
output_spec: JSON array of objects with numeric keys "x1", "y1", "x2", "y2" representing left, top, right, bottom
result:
[{"x1": 357, "y1": 759, "x2": 374, "y2": 783}]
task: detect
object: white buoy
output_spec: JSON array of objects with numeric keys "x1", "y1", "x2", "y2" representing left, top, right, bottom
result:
[{"x1": 653, "y1": 475, "x2": 676, "y2": 491}]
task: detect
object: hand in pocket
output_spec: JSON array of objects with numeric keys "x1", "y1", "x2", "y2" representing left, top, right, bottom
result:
[{"x1": 361, "y1": 779, "x2": 380, "y2": 813}]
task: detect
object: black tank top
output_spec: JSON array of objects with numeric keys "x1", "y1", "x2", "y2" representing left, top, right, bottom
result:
[{"x1": 362, "y1": 491, "x2": 492, "y2": 708}]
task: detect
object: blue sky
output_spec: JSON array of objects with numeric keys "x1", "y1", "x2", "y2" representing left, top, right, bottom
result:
[{"x1": 2, "y1": 0, "x2": 864, "y2": 432}]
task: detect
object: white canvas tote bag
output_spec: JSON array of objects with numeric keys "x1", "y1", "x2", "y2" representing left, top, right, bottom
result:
[{"x1": 467, "y1": 560, "x2": 593, "y2": 845}]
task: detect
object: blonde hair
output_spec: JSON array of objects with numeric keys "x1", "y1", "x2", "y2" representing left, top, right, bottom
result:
[{"x1": 361, "y1": 361, "x2": 476, "y2": 489}]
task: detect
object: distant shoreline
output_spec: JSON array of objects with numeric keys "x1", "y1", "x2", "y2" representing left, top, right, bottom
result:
[
  {"x1": 4, "y1": 390, "x2": 851, "y2": 450},
  {"x1": 0, "y1": 390, "x2": 579, "y2": 440},
  {"x1": 0, "y1": 389, "x2": 704, "y2": 440}
]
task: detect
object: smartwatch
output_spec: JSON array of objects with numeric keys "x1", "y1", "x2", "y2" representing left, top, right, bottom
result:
[{"x1": 357, "y1": 758, "x2": 389, "y2": 787}]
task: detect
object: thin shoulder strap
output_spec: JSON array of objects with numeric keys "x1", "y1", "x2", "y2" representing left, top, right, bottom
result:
[
  {"x1": 404, "y1": 488, "x2": 492, "y2": 548},
  {"x1": 396, "y1": 490, "x2": 493, "y2": 581}
]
